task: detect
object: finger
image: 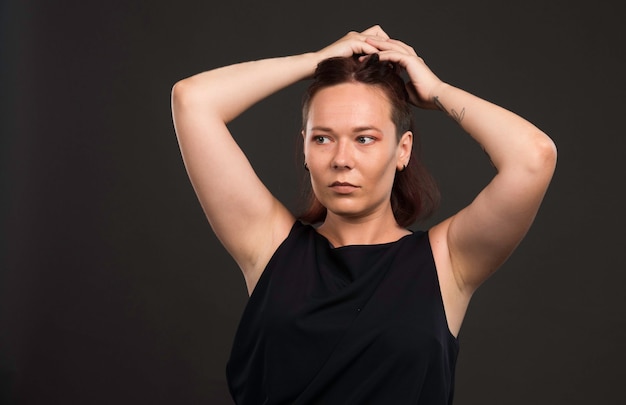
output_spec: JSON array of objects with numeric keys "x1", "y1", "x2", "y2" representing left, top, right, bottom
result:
[
  {"x1": 344, "y1": 39, "x2": 387, "y2": 57},
  {"x1": 385, "y1": 38, "x2": 418, "y2": 56},
  {"x1": 355, "y1": 42, "x2": 385, "y2": 55},
  {"x1": 373, "y1": 50, "x2": 408, "y2": 66},
  {"x1": 360, "y1": 25, "x2": 390, "y2": 40},
  {"x1": 366, "y1": 37, "x2": 417, "y2": 56}
]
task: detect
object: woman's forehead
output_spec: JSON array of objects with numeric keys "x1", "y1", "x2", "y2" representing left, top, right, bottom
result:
[{"x1": 307, "y1": 83, "x2": 393, "y2": 130}]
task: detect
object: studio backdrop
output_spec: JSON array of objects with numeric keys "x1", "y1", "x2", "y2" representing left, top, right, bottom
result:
[{"x1": 1, "y1": 0, "x2": 625, "y2": 404}]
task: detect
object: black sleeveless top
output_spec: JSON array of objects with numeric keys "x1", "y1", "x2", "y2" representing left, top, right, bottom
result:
[{"x1": 226, "y1": 221, "x2": 459, "y2": 404}]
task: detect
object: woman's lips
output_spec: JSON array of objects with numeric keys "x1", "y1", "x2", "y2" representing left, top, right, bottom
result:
[{"x1": 329, "y1": 181, "x2": 359, "y2": 194}]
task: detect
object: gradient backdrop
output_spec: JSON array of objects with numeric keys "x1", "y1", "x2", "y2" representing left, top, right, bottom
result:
[{"x1": 2, "y1": 0, "x2": 625, "y2": 404}]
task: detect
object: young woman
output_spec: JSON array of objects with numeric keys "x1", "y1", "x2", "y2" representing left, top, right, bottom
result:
[{"x1": 171, "y1": 25, "x2": 556, "y2": 404}]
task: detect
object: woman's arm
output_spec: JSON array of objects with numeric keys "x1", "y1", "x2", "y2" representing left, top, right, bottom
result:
[
  {"x1": 171, "y1": 55, "x2": 309, "y2": 293},
  {"x1": 370, "y1": 37, "x2": 557, "y2": 301},
  {"x1": 171, "y1": 26, "x2": 389, "y2": 293},
  {"x1": 427, "y1": 83, "x2": 557, "y2": 292}
]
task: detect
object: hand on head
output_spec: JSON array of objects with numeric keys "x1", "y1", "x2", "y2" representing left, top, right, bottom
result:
[
  {"x1": 364, "y1": 35, "x2": 444, "y2": 110},
  {"x1": 316, "y1": 25, "x2": 390, "y2": 60},
  {"x1": 318, "y1": 25, "x2": 445, "y2": 110}
]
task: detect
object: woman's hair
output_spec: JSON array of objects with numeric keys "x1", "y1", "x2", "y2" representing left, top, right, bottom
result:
[{"x1": 298, "y1": 54, "x2": 440, "y2": 227}]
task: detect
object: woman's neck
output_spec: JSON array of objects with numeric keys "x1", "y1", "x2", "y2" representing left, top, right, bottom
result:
[{"x1": 315, "y1": 211, "x2": 411, "y2": 248}]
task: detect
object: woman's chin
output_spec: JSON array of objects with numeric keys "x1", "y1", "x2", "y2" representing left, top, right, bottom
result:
[{"x1": 324, "y1": 204, "x2": 379, "y2": 222}]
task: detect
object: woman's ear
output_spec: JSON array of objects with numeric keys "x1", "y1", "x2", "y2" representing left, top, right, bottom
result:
[{"x1": 397, "y1": 130, "x2": 413, "y2": 170}]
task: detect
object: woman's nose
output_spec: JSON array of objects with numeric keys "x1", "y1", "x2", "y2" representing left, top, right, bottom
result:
[{"x1": 331, "y1": 140, "x2": 354, "y2": 170}]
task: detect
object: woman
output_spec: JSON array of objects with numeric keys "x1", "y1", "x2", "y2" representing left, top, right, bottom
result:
[{"x1": 171, "y1": 25, "x2": 556, "y2": 404}]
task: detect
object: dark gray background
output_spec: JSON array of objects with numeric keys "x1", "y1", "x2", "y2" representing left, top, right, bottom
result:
[{"x1": 2, "y1": 0, "x2": 624, "y2": 404}]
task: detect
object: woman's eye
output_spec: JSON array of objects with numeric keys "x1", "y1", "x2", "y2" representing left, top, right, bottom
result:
[
  {"x1": 313, "y1": 136, "x2": 330, "y2": 144},
  {"x1": 357, "y1": 136, "x2": 375, "y2": 144}
]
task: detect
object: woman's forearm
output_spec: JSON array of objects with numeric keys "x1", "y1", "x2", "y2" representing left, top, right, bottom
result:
[
  {"x1": 430, "y1": 82, "x2": 557, "y2": 176},
  {"x1": 172, "y1": 52, "x2": 320, "y2": 124}
]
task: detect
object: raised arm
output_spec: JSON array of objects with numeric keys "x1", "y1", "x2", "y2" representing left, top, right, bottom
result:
[
  {"x1": 370, "y1": 37, "x2": 557, "y2": 303},
  {"x1": 426, "y1": 82, "x2": 557, "y2": 292},
  {"x1": 171, "y1": 26, "x2": 390, "y2": 293}
]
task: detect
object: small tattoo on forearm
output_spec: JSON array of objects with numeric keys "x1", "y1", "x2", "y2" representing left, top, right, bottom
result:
[{"x1": 433, "y1": 96, "x2": 465, "y2": 123}]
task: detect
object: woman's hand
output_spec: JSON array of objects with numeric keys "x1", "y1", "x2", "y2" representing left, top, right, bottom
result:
[
  {"x1": 365, "y1": 36, "x2": 445, "y2": 110},
  {"x1": 315, "y1": 25, "x2": 391, "y2": 61}
]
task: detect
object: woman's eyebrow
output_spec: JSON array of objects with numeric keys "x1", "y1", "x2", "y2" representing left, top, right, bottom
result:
[
  {"x1": 309, "y1": 125, "x2": 383, "y2": 133},
  {"x1": 309, "y1": 126, "x2": 334, "y2": 132},
  {"x1": 352, "y1": 125, "x2": 383, "y2": 133}
]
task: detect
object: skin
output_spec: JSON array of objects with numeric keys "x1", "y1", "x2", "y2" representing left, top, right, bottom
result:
[
  {"x1": 303, "y1": 82, "x2": 413, "y2": 247},
  {"x1": 171, "y1": 25, "x2": 557, "y2": 338}
]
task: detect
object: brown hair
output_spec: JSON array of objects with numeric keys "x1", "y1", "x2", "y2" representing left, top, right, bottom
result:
[{"x1": 298, "y1": 54, "x2": 440, "y2": 227}]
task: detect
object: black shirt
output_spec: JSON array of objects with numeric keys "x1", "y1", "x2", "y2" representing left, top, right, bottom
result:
[{"x1": 227, "y1": 220, "x2": 459, "y2": 404}]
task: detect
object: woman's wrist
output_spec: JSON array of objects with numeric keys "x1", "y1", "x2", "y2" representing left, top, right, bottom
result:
[
  {"x1": 297, "y1": 51, "x2": 324, "y2": 79},
  {"x1": 429, "y1": 83, "x2": 469, "y2": 124}
]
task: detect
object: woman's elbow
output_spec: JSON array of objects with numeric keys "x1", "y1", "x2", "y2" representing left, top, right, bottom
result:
[
  {"x1": 529, "y1": 131, "x2": 558, "y2": 177},
  {"x1": 171, "y1": 79, "x2": 197, "y2": 108}
]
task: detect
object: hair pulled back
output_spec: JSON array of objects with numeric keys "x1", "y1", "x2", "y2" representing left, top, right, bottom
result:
[{"x1": 299, "y1": 54, "x2": 440, "y2": 227}]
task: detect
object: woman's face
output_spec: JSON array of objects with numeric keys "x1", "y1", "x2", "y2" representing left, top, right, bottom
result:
[{"x1": 303, "y1": 82, "x2": 412, "y2": 221}]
